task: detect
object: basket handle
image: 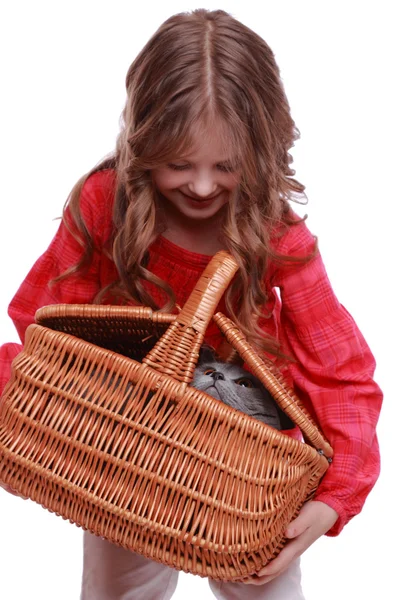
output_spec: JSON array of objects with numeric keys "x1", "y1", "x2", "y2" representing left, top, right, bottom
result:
[
  {"x1": 141, "y1": 250, "x2": 333, "y2": 458},
  {"x1": 213, "y1": 312, "x2": 333, "y2": 458},
  {"x1": 142, "y1": 251, "x2": 238, "y2": 385}
]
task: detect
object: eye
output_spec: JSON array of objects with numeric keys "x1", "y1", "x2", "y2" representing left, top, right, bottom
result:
[
  {"x1": 204, "y1": 368, "x2": 216, "y2": 376},
  {"x1": 235, "y1": 377, "x2": 254, "y2": 388},
  {"x1": 216, "y1": 163, "x2": 236, "y2": 173},
  {"x1": 167, "y1": 163, "x2": 190, "y2": 171}
]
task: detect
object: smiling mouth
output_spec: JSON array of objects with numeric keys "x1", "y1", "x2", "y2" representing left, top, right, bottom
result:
[{"x1": 183, "y1": 192, "x2": 220, "y2": 202}]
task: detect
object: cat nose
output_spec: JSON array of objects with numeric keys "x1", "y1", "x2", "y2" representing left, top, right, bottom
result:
[{"x1": 211, "y1": 371, "x2": 225, "y2": 381}]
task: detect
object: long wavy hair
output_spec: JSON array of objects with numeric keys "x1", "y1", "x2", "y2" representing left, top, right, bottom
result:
[{"x1": 56, "y1": 8, "x2": 314, "y2": 356}]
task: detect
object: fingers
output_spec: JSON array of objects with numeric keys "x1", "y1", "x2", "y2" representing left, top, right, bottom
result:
[
  {"x1": 284, "y1": 503, "x2": 316, "y2": 538},
  {"x1": 242, "y1": 541, "x2": 301, "y2": 585},
  {"x1": 242, "y1": 501, "x2": 339, "y2": 586},
  {"x1": 286, "y1": 500, "x2": 338, "y2": 538}
]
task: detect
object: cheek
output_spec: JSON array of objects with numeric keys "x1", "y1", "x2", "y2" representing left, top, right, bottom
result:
[
  {"x1": 153, "y1": 169, "x2": 185, "y2": 191},
  {"x1": 224, "y1": 174, "x2": 241, "y2": 192}
]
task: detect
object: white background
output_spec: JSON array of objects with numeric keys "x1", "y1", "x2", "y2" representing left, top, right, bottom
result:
[{"x1": 0, "y1": 1, "x2": 398, "y2": 598}]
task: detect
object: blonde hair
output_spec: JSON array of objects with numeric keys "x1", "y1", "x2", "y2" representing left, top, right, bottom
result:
[{"x1": 58, "y1": 9, "x2": 313, "y2": 355}]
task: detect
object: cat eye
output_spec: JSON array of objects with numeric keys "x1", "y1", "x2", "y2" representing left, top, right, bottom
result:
[
  {"x1": 204, "y1": 368, "x2": 216, "y2": 376},
  {"x1": 235, "y1": 378, "x2": 254, "y2": 388}
]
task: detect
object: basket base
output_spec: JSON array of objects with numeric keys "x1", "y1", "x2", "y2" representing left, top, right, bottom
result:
[{"x1": 0, "y1": 449, "x2": 293, "y2": 582}]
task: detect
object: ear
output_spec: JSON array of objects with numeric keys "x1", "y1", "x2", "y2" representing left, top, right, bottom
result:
[
  {"x1": 198, "y1": 345, "x2": 217, "y2": 364},
  {"x1": 216, "y1": 340, "x2": 244, "y2": 366},
  {"x1": 276, "y1": 405, "x2": 295, "y2": 430}
]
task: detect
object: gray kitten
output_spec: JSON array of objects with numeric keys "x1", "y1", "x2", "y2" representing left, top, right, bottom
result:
[
  {"x1": 85, "y1": 348, "x2": 292, "y2": 431},
  {"x1": 192, "y1": 347, "x2": 287, "y2": 430}
]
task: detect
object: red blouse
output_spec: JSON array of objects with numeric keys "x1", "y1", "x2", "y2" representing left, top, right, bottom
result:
[{"x1": 0, "y1": 169, "x2": 383, "y2": 536}]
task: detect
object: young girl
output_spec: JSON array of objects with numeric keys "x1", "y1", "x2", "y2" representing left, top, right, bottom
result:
[{"x1": 0, "y1": 8, "x2": 382, "y2": 600}]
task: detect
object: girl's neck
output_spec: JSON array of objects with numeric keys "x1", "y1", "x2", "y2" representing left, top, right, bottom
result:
[
  {"x1": 161, "y1": 206, "x2": 227, "y2": 256},
  {"x1": 161, "y1": 226, "x2": 226, "y2": 255}
]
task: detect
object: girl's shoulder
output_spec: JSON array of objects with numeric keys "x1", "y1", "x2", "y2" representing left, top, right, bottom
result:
[
  {"x1": 81, "y1": 168, "x2": 117, "y2": 206},
  {"x1": 77, "y1": 168, "x2": 117, "y2": 238},
  {"x1": 270, "y1": 210, "x2": 317, "y2": 258}
]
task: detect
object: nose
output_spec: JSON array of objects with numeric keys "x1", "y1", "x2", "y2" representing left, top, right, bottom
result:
[
  {"x1": 211, "y1": 371, "x2": 225, "y2": 382},
  {"x1": 187, "y1": 171, "x2": 218, "y2": 198}
]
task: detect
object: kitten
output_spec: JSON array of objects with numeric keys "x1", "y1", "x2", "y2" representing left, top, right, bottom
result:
[
  {"x1": 192, "y1": 347, "x2": 286, "y2": 430},
  {"x1": 84, "y1": 347, "x2": 292, "y2": 431}
]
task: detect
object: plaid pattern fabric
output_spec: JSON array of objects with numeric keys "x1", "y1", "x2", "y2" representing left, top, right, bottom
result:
[{"x1": 0, "y1": 169, "x2": 382, "y2": 536}]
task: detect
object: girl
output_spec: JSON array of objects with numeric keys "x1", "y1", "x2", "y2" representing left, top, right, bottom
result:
[{"x1": 0, "y1": 8, "x2": 382, "y2": 600}]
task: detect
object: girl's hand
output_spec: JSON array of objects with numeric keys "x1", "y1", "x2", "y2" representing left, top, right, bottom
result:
[{"x1": 242, "y1": 500, "x2": 338, "y2": 586}]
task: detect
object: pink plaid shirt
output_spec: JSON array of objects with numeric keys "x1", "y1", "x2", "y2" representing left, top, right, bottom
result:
[{"x1": 0, "y1": 169, "x2": 382, "y2": 536}]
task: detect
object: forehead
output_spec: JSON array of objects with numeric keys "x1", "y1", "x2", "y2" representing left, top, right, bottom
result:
[
  {"x1": 181, "y1": 119, "x2": 239, "y2": 161},
  {"x1": 201, "y1": 361, "x2": 256, "y2": 377}
]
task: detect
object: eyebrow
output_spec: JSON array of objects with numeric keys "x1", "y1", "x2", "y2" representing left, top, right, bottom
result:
[
  {"x1": 218, "y1": 158, "x2": 239, "y2": 166},
  {"x1": 175, "y1": 156, "x2": 240, "y2": 165}
]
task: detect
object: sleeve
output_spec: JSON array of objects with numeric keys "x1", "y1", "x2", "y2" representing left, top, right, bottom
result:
[
  {"x1": 1, "y1": 170, "x2": 113, "y2": 397},
  {"x1": 0, "y1": 343, "x2": 23, "y2": 397},
  {"x1": 272, "y1": 218, "x2": 383, "y2": 536}
]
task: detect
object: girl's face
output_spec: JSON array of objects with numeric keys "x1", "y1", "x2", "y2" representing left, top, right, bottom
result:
[{"x1": 152, "y1": 126, "x2": 240, "y2": 225}]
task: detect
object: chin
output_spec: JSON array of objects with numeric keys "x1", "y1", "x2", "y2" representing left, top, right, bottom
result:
[
  {"x1": 183, "y1": 205, "x2": 227, "y2": 221},
  {"x1": 172, "y1": 193, "x2": 229, "y2": 221}
]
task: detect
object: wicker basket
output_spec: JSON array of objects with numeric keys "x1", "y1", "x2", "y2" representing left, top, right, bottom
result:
[{"x1": 0, "y1": 251, "x2": 332, "y2": 581}]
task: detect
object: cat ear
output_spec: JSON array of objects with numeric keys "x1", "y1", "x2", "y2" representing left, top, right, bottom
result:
[
  {"x1": 276, "y1": 405, "x2": 295, "y2": 430},
  {"x1": 198, "y1": 345, "x2": 217, "y2": 364},
  {"x1": 217, "y1": 340, "x2": 244, "y2": 366}
]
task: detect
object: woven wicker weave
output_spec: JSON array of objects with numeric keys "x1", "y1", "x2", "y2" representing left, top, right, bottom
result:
[{"x1": 0, "y1": 251, "x2": 332, "y2": 581}]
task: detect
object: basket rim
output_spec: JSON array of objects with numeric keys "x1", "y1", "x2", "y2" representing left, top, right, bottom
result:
[{"x1": 34, "y1": 304, "x2": 334, "y2": 459}]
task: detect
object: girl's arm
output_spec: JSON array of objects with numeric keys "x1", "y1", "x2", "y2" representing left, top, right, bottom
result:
[
  {"x1": 1, "y1": 171, "x2": 116, "y2": 501},
  {"x1": 0, "y1": 170, "x2": 115, "y2": 397},
  {"x1": 272, "y1": 217, "x2": 382, "y2": 536},
  {"x1": 242, "y1": 216, "x2": 383, "y2": 584},
  {"x1": 6, "y1": 171, "x2": 115, "y2": 347}
]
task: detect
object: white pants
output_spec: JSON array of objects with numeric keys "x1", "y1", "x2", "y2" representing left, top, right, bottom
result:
[{"x1": 80, "y1": 532, "x2": 305, "y2": 600}]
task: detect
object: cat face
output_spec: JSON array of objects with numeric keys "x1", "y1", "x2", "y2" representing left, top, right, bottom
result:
[{"x1": 192, "y1": 355, "x2": 283, "y2": 430}]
